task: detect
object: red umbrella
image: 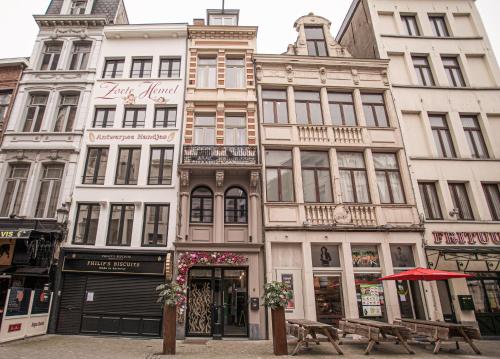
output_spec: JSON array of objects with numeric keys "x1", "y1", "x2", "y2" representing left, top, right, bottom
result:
[{"x1": 378, "y1": 267, "x2": 473, "y2": 281}]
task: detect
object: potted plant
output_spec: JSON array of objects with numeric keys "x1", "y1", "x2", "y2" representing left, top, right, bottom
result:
[
  {"x1": 263, "y1": 281, "x2": 293, "y2": 356},
  {"x1": 157, "y1": 282, "x2": 185, "y2": 355}
]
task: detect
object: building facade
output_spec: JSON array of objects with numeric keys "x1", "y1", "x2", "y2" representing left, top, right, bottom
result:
[
  {"x1": 338, "y1": 0, "x2": 500, "y2": 336},
  {"x1": 52, "y1": 22, "x2": 187, "y2": 337},
  {"x1": 257, "y1": 13, "x2": 432, "y2": 329},
  {"x1": 175, "y1": 10, "x2": 265, "y2": 339}
]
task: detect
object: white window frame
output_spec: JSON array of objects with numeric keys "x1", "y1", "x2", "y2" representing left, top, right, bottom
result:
[
  {"x1": 39, "y1": 42, "x2": 63, "y2": 71},
  {"x1": 0, "y1": 164, "x2": 30, "y2": 217},
  {"x1": 196, "y1": 57, "x2": 217, "y2": 88},
  {"x1": 54, "y1": 93, "x2": 79, "y2": 132},
  {"x1": 69, "y1": 41, "x2": 92, "y2": 70},
  {"x1": 35, "y1": 164, "x2": 64, "y2": 219},
  {"x1": 23, "y1": 94, "x2": 48, "y2": 132}
]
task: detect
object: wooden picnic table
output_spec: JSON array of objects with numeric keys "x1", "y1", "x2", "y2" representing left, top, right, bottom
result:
[
  {"x1": 339, "y1": 318, "x2": 415, "y2": 355},
  {"x1": 286, "y1": 319, "x2": 344, "y2": 356},
  {"x1": 395, "y1": 318, "x2": 482, "y2": 355}
]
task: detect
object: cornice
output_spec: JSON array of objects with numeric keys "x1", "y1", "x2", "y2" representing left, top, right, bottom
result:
[
  {"x1": 254, "y1": 54, "x2": 389, "y2": 69},
  {"x1": 34, "y1": 15, "x2": 108, "y2": 28},
  {"x1": 188, "y1": 25, "x2": 257, "y2": 40}
]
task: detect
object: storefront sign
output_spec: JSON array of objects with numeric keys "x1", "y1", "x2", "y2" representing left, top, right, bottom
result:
[
  {"x1": 63, "y1": 252, "x2": 166, "y2": 276},
  {"x1": 8, "y1": 324, "x2": 21, "y2": 333},
  {"x1": 0, "y1": 239, "x2": 15, "y2": 266},
  {"x1": 0, "y1": 229, "x2": 32, "y2": 239},
  {"x1": 96, "y1": 81, "x2": 179, "y2": 104},
  {"x1": 281, "y1": 273, "x2": 295, "y2": 310},
  {"x1": 88, "y1": 131, "x2": 176, "y2": 144},
  {"x1": 433, "y1": 232, "x2": 500, "y2": 246}
]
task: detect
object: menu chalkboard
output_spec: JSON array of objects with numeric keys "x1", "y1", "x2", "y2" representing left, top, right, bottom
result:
[
  {"x1": 31, "y1": 289, "x2": 51, "y2": 314},
  {"x1": 6, "y1": 287, "x2": 31, "y2": 317}
]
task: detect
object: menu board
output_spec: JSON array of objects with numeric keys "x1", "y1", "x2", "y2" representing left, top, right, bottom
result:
[
  {"x1": 360, "y1": 284, "x2": 382, "y2": 317},
  {"x1": 281, "y1": 273, "x2": 295, "y2": 310},
  {"x1": 31, "y1": 289, "x2": 52, "y2": 315},
  {"x1": 5, "y1": 287, "x2": 31, "y2": 317}
]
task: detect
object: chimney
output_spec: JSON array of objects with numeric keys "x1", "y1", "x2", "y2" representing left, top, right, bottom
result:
[{"x1": 193, "y1": 18, "x2": 205, "y2": 26}]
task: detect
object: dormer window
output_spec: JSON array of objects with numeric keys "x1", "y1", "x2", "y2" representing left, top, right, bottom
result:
[
  {"x1": 70, "y1": 0, "x2": 88, "y2": 15},
  {"x1": 209, "y1": 15, "x2": 237, "y2": 25},
  {"x1": 304, "y1": 26, "x2": 328, "y2": 56}
]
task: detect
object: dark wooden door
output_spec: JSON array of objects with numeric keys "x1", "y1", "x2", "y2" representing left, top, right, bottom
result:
[{"x1": 56, "y1": 273, "x2": 87, "y2": 334}]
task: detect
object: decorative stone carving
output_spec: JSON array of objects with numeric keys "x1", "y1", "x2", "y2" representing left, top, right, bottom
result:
[
  {"x1": 333, "y1": 205, "x2": 352, "y2": 225},
  {"x1": 48, "y1": 150, "x2": 60, "y2": 161},
  {"x1": 286, "y1": 65, "x2": 294, "y2": 83},
  {"x1": 15, "y1": 150, "x2": 27, "y2": 160},
  {"x1": 352, "y1": 69, "x2": 360, "y2": 85},
  {"x1": 250, "y1": 171, "x2": 260, "y2": 190},
  {"x1": 215, "y1": 170, "x2": 224, "y2": 187},
  {"x1": 180, "y1": 170, "x2": 190, "y2": 187},
  {"x1": 255, "y1": 65, "x2": 263, "y2": 81},
  {"x1": 319, "y1": 67, "x2": 327, "y2": 84},
  {"x1": 382, "y1": 70, "x2": 389, "y2": 86}
]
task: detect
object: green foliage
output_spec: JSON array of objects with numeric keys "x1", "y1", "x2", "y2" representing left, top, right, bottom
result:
[
  {"x1": 263, "y1": 281, "x2": 293, "y2": 310},
  {"x1": 156, "y1": 282, "x2": 186, "y2": 307}
]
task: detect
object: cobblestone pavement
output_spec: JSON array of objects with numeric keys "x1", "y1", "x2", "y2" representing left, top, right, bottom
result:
[{"x1": 1, "y1": 335, "x2": 499, "y2": 359}]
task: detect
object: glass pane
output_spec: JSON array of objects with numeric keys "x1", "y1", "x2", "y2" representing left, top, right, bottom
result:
[
  {"x1": 376, "y1": 172, "x2": 391, "y2": 203},
  {"x1": 467, "y1": 280, "x2": 487, "y2": 313},
  {"x1": 304, "y1": 27, "x2": 325, "y2": 40},
  {"x1": 266, "y1": 169, "x2": 279, "y2": 201},
  {"x1": 362, "y1": 94, "x2": 384, "y2": 104},
  {"x1": 35, "y1": 182, "x2": 50, "y2": 217},
  {"x1": 354, "y1": 171, "x2": 370, "y2": 203},
  {"x1": 374, "y1": 106, "x2": 388, "y2": 127},
  {"x1": 355, "y1": 273, "x2": 386, "y2": 321},
  {"x1": 363, "y1": 105, "x2": 375, "y2": 127},
  {"x1": 340, "y1": 170, "x2": 354, "y2": 202},
  {"x1": 302, "y1": 169, "x2": 316, "y2": 202},
  {"x1": 373, "y1": 153, "x2": 398, "y2": 169},
  {"x1": 301, "y1": 151, "x2": 329, "y2": 167},
  {"x1": 295, "y1": 102, "x2": 308, "y2": 124},
  {"x1": 276, "y1": 101, "x2": 288, "y2": 124},
  {"x1": 390, "y1": 245, "x2": 415, "y2": 267},
  {"x1": 351, "y1": 245, "x2": 380, "y2": 267},
  {"x1": 311, "y1": 245, "x2": 341, "y2": 267},
  {"x1": 309, "y1": 103, "x2": 323, "y2": 125},
  {"x1": 318, "y1": 170, "x2": 332, "y2": 202},
  {"x1": 343, "y1": 105, "x2": 357, "y2": 126},
  {"x1": 262, "y1": 90, "x2": 287, "y2": 100},
  {"x1": 195, "y1": 115, "x2": 215, "y2": 126},
  {"x1": 281, "y1": 169, "x2": 294, "y2": 202},
  {"x1": 314, "y1": 275, "x2": 344, "y2": 326},
  {"x1": 330, "y1": 103, "x2": 342, "y2": 126},
  {"x1": 389, "y1": 172, "x2": 405, "y2": 203},
  {"x1": 266, "y1": 150, "x2": 293, "y2": 167},
  {"x1": 484, "y1": 280, "x2": 500, "y2": 312},
  {"x1": 295, "y1": 92, "x2": 320, "y2": 101},
  {"x1": 338, "y1": 152, "x2": 365, "y2": 169},
  {"x1": 263, "y1": 101, "x2": 274, "y2": 123}
]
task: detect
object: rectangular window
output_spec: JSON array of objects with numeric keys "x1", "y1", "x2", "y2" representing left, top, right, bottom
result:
[
  {"x1": 401, "y1": 15, "x2": 420, "y2": 36},
  {"x1": 54, "y1": 94, "x2": 79, "y2": 132},
  {"x1": 483, "y1": 183, "x2": 500, "y2": 221},
  {"x1": 115, "y1": 148, "x2": 141, "y2": 185},
  {"x1": 373, "y1": 153, "x2": 405, "y2": 204},
  {"x1": 143, "y1": 204, "x2": 169, "y2": 246},
  {"x1": 69, "y1": 41, "x2": 91, "y2": 70},
  {"x1": 107, "y1": 204, "x2": 135, "y2": 246},
  {"x1": 23, "y1": 94, "x2": 48, "y2": 132},
  {"x1": 304, "y1": 26, "x2": 328, "y2": 56},
  {"x1": 0, "y1": 164, "x2": 30, "y2": 217},
  {"x1": 295, "y1": 91, "x2": 323, "y2": 125},
  {"x1": 262, "y1": 90, "x2": 288, "y2": 124},
  {"x1": 225, "y1": 115, "x2": 246, "y2": 146},
  {"x1": 103, "y1": 59, "x2": 124, "y2": 79},
  {"x1": 93, "y1": 107, "x2": 115, "y2": 128},
  {"x1": 35, "y1": 164, "x2": 64, "y2": 218},
  {"x1": 197, "y1": 57, "x2": 217, "y2": 88},
  {"x1": 130, "y1": 58, "x2": 152, "y2": 78},
  {"x1": 301, "y1": 151, "x2": 332, "y2": 203},
  {"x1": 449, "y1": 182, "x2": 474, "y2": 220},
  {"x1": 148, "y1": 147, "x2": 173, "y2": 185},
  {"x1": 442, "y1": 56, "x2": 466, "y2": 87},
  {"x1": 362, "y1": 93, "x2": 389, "y2": 127},
  {"x1": 70, "y1": 0, "x2": 87, "y2": 15},
  {"x1": 226, "y1": 58, "x2": 245, "y2": 88},
  {"x1": 159, "y1": 58, "x2": 181, "y2": 78},
  {"x1": 390, "y1": 245, "x2": 416, "y2": 268},
  {"x1": 0, "y1": 92, "x2": 12, "y2": 123},
  {"x1": 194, "y1": 114, "x2": 216, "y2": 145},
  {"x1": 418, "y1": 182, "x2": 443, "y2": 220},
  {"x1": 352, "y1": 245, "x2": 380, "y2": 267},
  {"x1": 412, "y1": 56, "x2": 435, "y2": 86},
  {"x1": 461, "y1": 115, "x2": 489, "y2": 159},
  {"x1": 83, "y1": 147, "x2": 108, "y2": 185},
  {"x1": 429, "y1": 15, "x2": 450, "y2": 37},
  {"x1": 328, "y1": 92, "x2": 357, "y2": 126},
  {"x1": 208, "y1": 15, "x2": 237, "y2": 25},
  {"x1": 265, "y1": 150, "x2": 294, "y2": 202},
  {"x1": 73, "y1": 203, "x2": 100, "y2": 245},
  {"x1": 337, "y1": 152, "x2": 370, "y2": 203},
  {"x1": 429, "y1": 114, "x2": 456, "y2": 158},
  {"x1": 154, "y1": 107, "x2": 177, "y2": 128},
  {"x1": 123, "y1": 107, "x2": 146, "y2": 128},
  {"x1": 40, "y1": 42, "x2": 62, "y2": 70}
]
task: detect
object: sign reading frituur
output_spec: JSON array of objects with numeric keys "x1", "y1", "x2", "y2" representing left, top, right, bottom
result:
[
  {"x1": 432, "y1": 232, "x2": 500, "y2": 245},
  {"x1": 96, "y1": 81, "x2": 179, "y2": 104}
]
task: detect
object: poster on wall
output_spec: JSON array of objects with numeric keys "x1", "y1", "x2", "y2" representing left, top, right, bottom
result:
[
  {"x1": 360, "y1": 284, "x2": 382, "y2": 317},
  {"x1": 281, "y1": 274, "x2": 295, "y2": 310},
  {"x1": 0, "y1": 239, "x2": 15, "y2": 266},
  {"x1": 5, "y1": 288, "x2": 31, "y2": 317}
]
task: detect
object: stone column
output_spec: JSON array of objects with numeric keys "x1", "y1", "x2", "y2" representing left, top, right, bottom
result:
[
  {"x1": 287, "y1": 86, "x2": 297, "y2": 124},
  {"x1": 179, "y1": 192, "x2": 189, "y2": 241},
  {"x1": 342, "y1": 242, "x2": 358, "y2": 318},
  {"x1": 214, "y1": 170, "x2": 224, "y2": 243}
]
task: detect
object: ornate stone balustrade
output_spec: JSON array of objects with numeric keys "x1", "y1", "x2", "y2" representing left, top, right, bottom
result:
[
  {"x1": 297, "y1": 125, "x2": 329, "y2": 143},
  {"x1": 304, "y1": 204, "x2": 377, "y2": 227},
  {"x1": 332, "y1": 126, "x2": 363, "y2": 144}
]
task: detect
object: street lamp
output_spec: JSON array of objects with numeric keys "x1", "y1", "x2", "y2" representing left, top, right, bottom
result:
[{"x1": 56, "y1": 203, "x2": 69, "y2": 226}]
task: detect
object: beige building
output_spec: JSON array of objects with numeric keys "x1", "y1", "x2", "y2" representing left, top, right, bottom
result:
[
  {"x1": 338, "y1": 0, "x2": 500, "y2": 336},
  {"x1": 256, "y1": 13, "x2": 434, "y2": 328},
  {"x1": 175, "y1": 9, "x2": 265, "y2": 339}
]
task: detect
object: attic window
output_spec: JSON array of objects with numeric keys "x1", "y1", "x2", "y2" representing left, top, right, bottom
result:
[
  {"x1": 304, "y1": 26, "x2": 328, "y2": 57},
  {"x1": 70, "y1": 0, "x2": 88, "y2": 15},
  {"x1": 209, "y1": 15, "x2": 237, "y2": 26}
]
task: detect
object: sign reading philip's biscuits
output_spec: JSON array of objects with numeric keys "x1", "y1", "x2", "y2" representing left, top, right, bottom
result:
[{"x1": 62, "y1": 252, "x2": 166, "y2": 276}]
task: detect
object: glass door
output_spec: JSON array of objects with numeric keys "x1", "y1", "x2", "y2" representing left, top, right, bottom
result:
[
  {"x1": 396, "y1": 280, "x2": 426, "y2": 320},
  {"x1": 354, "y1": 273, "x2": 387, "y2": 322},
  {"x1": 467, "y1": 273, "x2": 500, "y2": 336},
  {"x1": 313, "y1": 274, "x2": 344, "y2": 326},
  {"x1": 436, "y1": 280, "x2": 456, "y2": 323},
  {"x1": 221, "y1": 269, "x2": 248, "y2": 336}
]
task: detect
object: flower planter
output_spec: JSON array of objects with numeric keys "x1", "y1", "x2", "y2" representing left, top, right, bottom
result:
[
  {"x1": 163, "y1": 305, "x2": 177, "y2": 355},
  {"x1": 271, "y1": 307, "x2": 288, "y2": 356}
]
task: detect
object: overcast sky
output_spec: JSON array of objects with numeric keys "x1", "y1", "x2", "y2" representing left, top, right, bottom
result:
[{"x1": 0, "y1": 0, "x2": 499, "y2": 59}]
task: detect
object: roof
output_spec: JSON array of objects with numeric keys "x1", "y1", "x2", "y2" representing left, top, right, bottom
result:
[
  {"x1": 45, "y1": 0, "x2": 123, "y2": 22},
  {"x1": 336, "y1": 0, "x2": 361, "y2": 42},
  {"x1": 0, "y1": 57, "x2": 29, "y2": 68}
]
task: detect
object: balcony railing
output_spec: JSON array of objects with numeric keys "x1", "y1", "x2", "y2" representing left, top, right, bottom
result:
[
  {"x1": 305, "y1": 204, "x2": 377, "y2": 226},
  {"x1": 183, "y1": 145, "x2": 258, "y2": 165},
  {"x1": 333, "y1": 126, "x2": 363, "y2": 144}
]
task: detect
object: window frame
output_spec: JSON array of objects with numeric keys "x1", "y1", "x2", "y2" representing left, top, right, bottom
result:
[
  {"x1": 102, "y1": 58, "x2": 125, "y2": 79},
  {"x1": 442, "y1": 56, "x2": 466, "y2": 87},
  {"x1": 196, "y1": 56, "x2": 217, "y2": 88},
  {"x1": 154, "y1": 106, "x2": 177, "y2": 128},
  {"x1": 482, "y1": 183, "x2": 500, "y2": 221},
  {"x1": 328, "y1": 92, "x2": 357, "y2": 126},
  {"x1": 429, "y1": 15, "x2": 450, "y2": 37},
  {"x1": 361, "y1": 93, "x2": 389, "y2": 128},
  {"x1": 429, "y1": 114, "x2": 456, "y2": 158},
  {"x1": 35, "y1": 163, "x2": 64, "y2": 219},
  {"x1": 262, "y1": 89, "x2": 288, "y2": 124},
  {"x1": 40, "y1": 41, "x2": 62, "y2": 71},
  {"x1": 337, "y1": 152, "x2": 371, "y2": 204},
  {"x1": 265, "y1": 150, "x2": 295, "y2": 203},
  {"x1": 0, "y1": 163, "x2": 30, "y2": 217},
  {"x1": 449, "y1": 182, "x2": 475, "y2": 220},
  {"x1": 304, "y1": 26, "x2": 328, "y2": 56},
  {"x1": 142, "y1": 203, "x2": 170, "y2": 247},
  {"x1": 115, "y1": 147, "x2": 141, "y2": 185},
  {"x1": 418, "y1": 181, "x2": 443, "y2": 220},
  {"x1": 401, "y1": 15, "x2": 421, "y2": 36},
  {"x1": 294, "y1": 91, "x2": 324, "y2": 125},
  {"x1": 130, "y1": 58, "x2": 153, "y2": 78},
  {"x1": 159, "y1": 57, "x2": 181, "y2": 78},
  {"x1": 373, "y1": 153, "x2": 406, "y2": 204},
  {"x1": 190, "y1": 186, "x2": 214, "y2": 224},
  {"x1": 148, "y1": 147, "x2": 174, "y2": 185},
  {"x1": 72, "y1": 203, "x2": 100, "y2": 245},
  {"x1": 93, "y1": 107, "x2": 115, "y2": 128},
  {"x1": 69, "y1": 41, "x2": 92, "y2": 71},
  {"x1": 53, "y1": 92, "x2": 79, "y2": 132},
  {"x1": 82, "y1": 147, "x2": 108, "y2": 185},
  {"x1": 225, "y1": 57, "x2": 245, "y2": 89},
  {"x1": 224, "y1": 187, "x2": 248, "y2": 224},
  {"x1": 23, "y1": 93, "x2": 48, "y2": 132},
  {"x1": 122, "y1": 107, "x2": 146, "y2": 128},
  {"x1": 300, "y1": 151, "x2": 333, "y2": 203},
  {"x1": 461, "y1": 115, "x2": 489, "y2": 159},
  {"x1": 106, "y1": 203, "x2": 135, "y2": 246},
  {"x1": 412, "y1": 55, "x2": 435, "y2": 86}
]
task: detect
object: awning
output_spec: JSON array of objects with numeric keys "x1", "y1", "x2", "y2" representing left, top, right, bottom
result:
[
  {"x1": 426, "y1": 246, "x2": 500, "y2": 255},
  {"x1": 426, "y1": 246, "x2": 500, "y2": 271},
  {"x1": 12, "y1": 266, "x2": 49, "y2": 277}
]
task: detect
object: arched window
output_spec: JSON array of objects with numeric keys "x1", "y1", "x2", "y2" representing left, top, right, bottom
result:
[
  {"x1": 190, "y1": 186, "x2": 213, "y2": 223},
  {"x1": 224, "y1": 187, "x2": 247, "y2": 224}
]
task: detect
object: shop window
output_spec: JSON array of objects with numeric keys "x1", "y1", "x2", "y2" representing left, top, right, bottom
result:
[
  {"x1": 354, "y1": 273, "x2": 387, "y2": 321},
  {"x1": 83, "y1": 147, "x2": 108, "y2": 185},
  {"x1": 23, "y1": 93, "x2": 48, "y2": 132},
  {"x1": 418, "y1": 182, "x2": 443, "y2": 220},
  {"x1": 304, "y1": 26, "x2": 328, "y2": 56},
  {"x1": 337, "y1": 152, "x2": 370, "y2": 203},
  {"x1": 54, "y1": 93, "x2": 79, "y2": 132},
  {"x1": 154, "y1": 106, "x2": 177, "y2": 128},
  {"x1": 328, "y1": 92, "x2": 357, "y2": 126},
  {"x1": 224, "y1": 187, "x2": 247, "y2": 224},
  {"x1": 159, "y1": 58, "x2": 181, "y2": 78},
  {"x1": 143, "y1": 204, "x2": 169, "y2": 246},
  {"x1": 442, "y1": 56, "x2": 466, "y2": 87},
  {"x1": 265, "y1": 150, "x2": 294, "y2": 202},
  {"x1": 40, "y1": 41, "x2": 62, "y2": 71},
  {"x1": 73, "y1": 203, "x2": 100, "y2": 245},
  {"x1": 0, "y1": 92, "x2": 12, "y2": 123},
  {"x1": 311, "y1": 245, "x2": 340, "y2": 267},
  {"x1": 194, "y1": 114, "x2": 216, "y2": 145},
  {"x1": 115, "y1": 147, "x2": 141, "y2": 185},
  {"x1": 107, "y1": 204, "x2": 135, "y2": 246},
  {"x1": 69, "y1": 41, "x2": 91, "y2": 70},
  {"x1": 262, "y1": 90, "x2": 288, "y2": 124},
  {"x1": 429, "y1": 15, "x2": 450, "y2": 37},
  {"x1": 412, "y1": 55, "x2": 435, "y2": 86},
  {"x1": 123, "y1": 107, "x2": 146, "y2": 128},
  {"x1": 351, "y1": 245, "x2": 380, "y2": 267},
  {"x1": 429, "y1": 114, "x2": 456, "y2": 158},
  {"x1": 461, "y1": 115, "x2": 489, "y2": 159},
  {"x1": 225, "y1": 115, "x2": 246, "y2": 146},
  {"x1": 373, "y1": 153, "x2": 405, "y2": 204},
  {"x1": 35, "y1": 164, "x2": 64, "y2": 218},
  {"x1": 0, "y1": 164, "x2": 30, "y2": 217},
  {"x1": 190, "y1": 186, "x2": 213, "y2": 223},
  {"x1": 314, "y1": 275, "x2": 344, "y2": 326},
  {"x1": 301, "y1": 151, "x2": 332, "y2": 203},
  {"x1": 130, "y1": 58, "x2": 152, "y2": 78},
  {"x1": 93, "y1": 107, "x2": 115, "y2": 128},
  {"x1": 390, "y1": 245, "x2": 415, "y2": 268},
  {"x1": 226, "y1": 57, "x2": 245, "y2": 88},
  {"x1": 295, "y1": 91, "x2": 323, "y2": 125},
  {"x1": 197, "y1": 57, "x2": 217, "y2": 88},
  {"x1": 361, "y1": 93, "x2": 389, "y2": 127},
  {"x1": 401, "y1": 15, "x2": 420, "y2": 36},
  {"x1": 483, "y1": 183, "x2": 500, "y2": 221},
  {"x1": 449, "y1": 182, "x2": 474, "y2": 220},
  {"x1": 103, "y1": 58, "x2": 124, "y2": 79},
  {"x1": 148, "y1": 147, "x2": 173, "y2": 185}
]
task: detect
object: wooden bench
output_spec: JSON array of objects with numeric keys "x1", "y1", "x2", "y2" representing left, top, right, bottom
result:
[{"x1": 286, "y1": 319, "x2": 343, "y2": 356}]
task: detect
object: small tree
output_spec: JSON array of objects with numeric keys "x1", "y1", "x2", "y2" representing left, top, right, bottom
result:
[{"x1": 156, "y1": 282, "x2": 185, "y2": 355}]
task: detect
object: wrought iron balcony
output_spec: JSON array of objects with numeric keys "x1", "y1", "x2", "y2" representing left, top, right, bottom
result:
[{"x1": 182, "y1": 145, "x2": 258, "y2": 165}]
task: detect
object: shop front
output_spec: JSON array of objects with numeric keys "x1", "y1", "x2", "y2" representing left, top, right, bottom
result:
[
  {"x1": 426, "y1": 230, "x2": 500, "y2": 337},
  {"x1": 54, "y1": 249, "x2": 171, "y2": 337}
]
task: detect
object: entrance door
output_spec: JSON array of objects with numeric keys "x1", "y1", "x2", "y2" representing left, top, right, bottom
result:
[
  {"x1": 396, "y1": 280, "x2": 426, "y2": 320},
  {"x1": 436, "y1": 280, "x2": 456, "y2": 323},
  {"x1": 314, "y1": 275, "x2": 344, "y2": 326},
  {"x1": 467, "y1": 273, "x2": 500, "y2": 336},
  {"x1": 57, "y1": 273, "x2": 87, "y2": 334},
  {"x1": 186, "y1": 267, "x2": 248, "y2": 337}
]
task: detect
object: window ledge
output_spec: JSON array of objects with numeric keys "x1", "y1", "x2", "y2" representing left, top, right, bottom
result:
[
  {"x1": 87, "y1": 127, "x2": 179, "y2": 132},
  {"x1": 409, "y1": 156, "x2": 499, "y2": 162},
  {"x1": 424, "y1": 220, "x2": 500, "y2": 224},
  {"x1": 380, "y1": 34, "x2": 483, "y2": 41},
  {"x1": 392, "y1": 84, "x2": 500, "y2": 91},
  {"x1": 98, "y1": 77, "x2": 183, "y2": 81}
]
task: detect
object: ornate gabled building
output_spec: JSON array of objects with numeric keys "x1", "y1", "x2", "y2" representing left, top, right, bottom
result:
[
  {"x1": 175, "y1": 9, "x2": 265, "y2": 340},
  {"x1": 256, "y1": 13, "x2": 432, "y2": 327}
]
